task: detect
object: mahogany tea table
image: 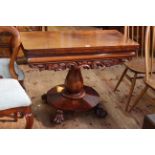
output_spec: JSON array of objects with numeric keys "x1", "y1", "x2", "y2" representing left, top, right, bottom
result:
[{"x1": 20, "y1": 29, "x2": 139, "y2": 123}]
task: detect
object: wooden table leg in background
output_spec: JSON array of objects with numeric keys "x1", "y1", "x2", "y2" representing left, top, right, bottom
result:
[{"x1": 42, "y1": 65, "x2": 107, "y2": 123}]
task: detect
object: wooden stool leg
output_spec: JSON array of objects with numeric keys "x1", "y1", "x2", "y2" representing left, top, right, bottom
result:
[
  {"x1": 125, "y1": 73, "x2": 137, "y2": 111},
  {"x1": 114, "y1": 67, "x2": 128, "y2": 91},
  {"x1": 128, "y1": 85, "x2": 149, "y2": 112},
  {"x1": 24, "y1": 107, "x2": 33, "y2": 129}
]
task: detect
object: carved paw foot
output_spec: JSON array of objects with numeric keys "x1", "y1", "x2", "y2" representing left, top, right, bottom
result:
[
  {"x1": 42, "y1": 94, "x2": 47, "y2": 104},
  {"x1": 94, "y1": 105, "x2": 107, "y2": 118},
  {"x1": 53, "y1": 110, "x2": 64, "y2": 124}
]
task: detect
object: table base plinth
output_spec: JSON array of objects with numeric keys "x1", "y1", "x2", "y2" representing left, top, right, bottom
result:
[
  {"x1": 47, "y1": 84, "x2": 99, "y2": 111},
  {"x1": 42, "y1": 85, "x2": 107, "y2": 123}
]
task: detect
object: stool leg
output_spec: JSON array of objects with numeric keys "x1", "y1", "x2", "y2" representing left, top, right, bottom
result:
[
  {"x1": 125, "y1": 73, "x2": 137, "y2": 111},
  {"x1": 114, "y1": 67, "x2": 128, "y2": 91},
  {"x1": 128, "y1": 85, "x2": 149, "y2": 112}
]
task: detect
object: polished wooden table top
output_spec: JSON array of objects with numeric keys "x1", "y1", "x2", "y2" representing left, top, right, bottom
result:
[{"x1": 20, "y1": 29, "x2": 139, "y2": 63}]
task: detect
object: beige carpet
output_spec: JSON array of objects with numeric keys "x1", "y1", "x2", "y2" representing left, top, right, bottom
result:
[
  {"x1": 22, "y1": 65, "x2": 119, "y2": 129},
  {"x1": 20, "y1": 65, "x2": 155, "y2": 128},
  {"x1": 1, "y1": 64, "x2": 155, "y2": 129}
]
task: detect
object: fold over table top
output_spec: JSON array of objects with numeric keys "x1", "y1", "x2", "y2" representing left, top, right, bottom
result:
[{"x1": 20, "y1": 29, "x2": 139, "y2": 63}]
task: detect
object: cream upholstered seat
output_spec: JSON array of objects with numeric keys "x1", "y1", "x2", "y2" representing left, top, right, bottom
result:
[
  {"x1": 0, "y1": 79, "x2": 31, "y2": 110},
  {"x1": 0, "y1": 58, "x2": 24, "y2": 80},
  {"x1": 0, "y1": 77, "x2": 33, "y2": 129}
]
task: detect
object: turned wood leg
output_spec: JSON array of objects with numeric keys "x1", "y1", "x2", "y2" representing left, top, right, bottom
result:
[
  {"x1": 114, "y1": 67, "x2": 128, "y2": 91},
  {"x1": 125, "y1": 73, "x2": 137, "y2": 111},
  {"x1": 24, "y1": 107, "x2": 34, "y2": 129},
  {"x1": 128, "y1": 85, "x2": 149, "y2": 112}
]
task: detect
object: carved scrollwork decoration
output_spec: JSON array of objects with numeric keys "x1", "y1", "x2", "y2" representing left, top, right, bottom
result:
[{"x1": 29, "y1": 59, "x2": 125, "y2": 71}]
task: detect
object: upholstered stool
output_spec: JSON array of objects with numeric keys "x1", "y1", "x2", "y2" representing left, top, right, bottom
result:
[{"x1": 0, "y1": 79, "x2": 33, "y2": 128}]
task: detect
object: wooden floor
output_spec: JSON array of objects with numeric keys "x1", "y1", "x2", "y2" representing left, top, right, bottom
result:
[{"x1": 1, "y1": 64, "x2": 155, "y2": 129}]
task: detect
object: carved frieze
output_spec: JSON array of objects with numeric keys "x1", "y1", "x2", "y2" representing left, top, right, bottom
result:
[{"x1": 29, "y1": 59, "x2": 125, "y2": 71}]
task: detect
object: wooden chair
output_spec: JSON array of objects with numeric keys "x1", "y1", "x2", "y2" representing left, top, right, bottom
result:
[
  {"x1": 128, "y1": 26, "x2": 155, "y2": 112},
  {"x1": 114, "y1": 26, "x2": 155, "y2": 111},
  {"x1": 0, "y1": 26, "x2": 33, "y2": 128},
  {"x1": 0, "y1": 27, "x2": 25, "y2": 85}
]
